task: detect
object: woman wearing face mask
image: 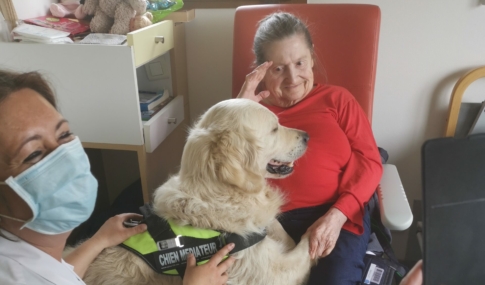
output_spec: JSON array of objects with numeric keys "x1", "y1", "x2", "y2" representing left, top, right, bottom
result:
[{"x1": 0, "y1": 70, "x2": 234, "y2": 285}]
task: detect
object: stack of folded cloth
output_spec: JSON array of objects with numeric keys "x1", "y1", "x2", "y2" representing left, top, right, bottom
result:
[{"x1": 12, "y1": 23, "x2": 73, "y2": 44}]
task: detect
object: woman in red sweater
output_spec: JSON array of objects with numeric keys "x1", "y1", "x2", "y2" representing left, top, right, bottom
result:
[{"x1": 238, "y1": 12, "x2": 383, "y2": 285}]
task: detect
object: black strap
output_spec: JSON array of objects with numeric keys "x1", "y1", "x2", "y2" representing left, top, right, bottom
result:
[
  {"x1": 369, "y1": 197, "x2": 407, "y2": 277},
  {"x1": 144, "y1": 235, "x2": 225, "y2": 272},
  {"x1": 119, "y1": 231, "x2": 225, "y2": 274},
  {"x1": 125, "y1": 203, "x2": 267, "y2": 275},
  {"x1": 223, "y1": 231, "x2": 267, "y2": 254},
  {"x1": 378, "y1": 147, "x2": 389, "y2": 164},
  {"x1": 176, "y1": 267, "x2": 186, "y2": 278},
  {"x1": 140, "y1": 204, "x2": 176, "y2": 240},
  {"x1": 139, "y1": 230, "x2": 267, "y2": 273},
  {"x1": 369, "y1": 149, "x2": 407, "y2": 278}
]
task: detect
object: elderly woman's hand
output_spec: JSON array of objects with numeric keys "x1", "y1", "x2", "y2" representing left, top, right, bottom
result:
[
  {"x1": 237, "y1": 61, "x2": 273, "y2": 102},
  {"x1": 306, "y1": 207, "x2": 347, "y2": 259},
  {"x1": 90, "y1": 213, "x2": 147, "y2": 249}
]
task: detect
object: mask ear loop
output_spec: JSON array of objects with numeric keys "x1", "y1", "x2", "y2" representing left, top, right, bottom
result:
[
  {"x1": 0, "y1": 213, "x2": 28, "y2": 223},
  {"x1": 0, "y1": 182, "x2": 29, "y2": 224},
  {"x1": 0, "y1": 183, "x2": 6, "y2": 224}
]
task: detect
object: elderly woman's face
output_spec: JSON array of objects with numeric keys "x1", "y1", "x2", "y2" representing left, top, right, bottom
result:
[
  {"x1": 0, "y1": 89, "x2": 74, "y2": 223},
  {"x1": 262, "y1": 34, "x2": 314, "y2": 108}
]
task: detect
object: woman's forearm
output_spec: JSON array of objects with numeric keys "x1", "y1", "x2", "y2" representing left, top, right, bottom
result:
[{"x1": 64, "y1": 237, "x2": 105, "y2": 278}]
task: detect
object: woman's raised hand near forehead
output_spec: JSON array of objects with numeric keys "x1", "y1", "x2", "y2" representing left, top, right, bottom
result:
[{"x1": 237, "y1": 61, "x2": 273, "y2": 103}]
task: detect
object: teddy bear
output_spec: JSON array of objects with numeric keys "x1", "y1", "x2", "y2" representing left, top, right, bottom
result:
[
  {"x1": 129, "y1": 11, "x2": 153, "y2": 32},
  {"x1": 81, "y1": 0, "x2": 147, "y2": 35},
  {"x1": 50, "y1": 0, "x2": 87, "y2": 19}
]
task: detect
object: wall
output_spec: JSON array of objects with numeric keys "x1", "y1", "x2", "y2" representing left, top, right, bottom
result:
[
  {"x1": 10, "y1": 0, "x2": 54, "y2": 19},
  {"x1": 185, "y1": 1, "x2": 485, "y2": 259},
  {"x1": 186, "y1": 9, "x2": 236, "y2": 119},
  {"x1": 0, "y1": 0, "x2": 55, "y2": 39}
]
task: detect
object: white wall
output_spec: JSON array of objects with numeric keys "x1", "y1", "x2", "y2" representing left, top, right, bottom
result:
[
  {"x1": 185, "y1": 1, "x2": 485, "y2": 259},
  {"x1": 9, "y1": 0, "x2": 55, "y2": 19},
  {"x1": 186, "y1": 9, "x2": 236, "y2": 118},
  {"x1": 0, "y1": 0, "x2": 56, "y2": 39}
]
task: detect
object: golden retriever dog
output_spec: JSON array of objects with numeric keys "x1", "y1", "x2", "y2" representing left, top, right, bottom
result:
[{"x1": 83, "y1": 99, "x2": 315, "y2": 285}]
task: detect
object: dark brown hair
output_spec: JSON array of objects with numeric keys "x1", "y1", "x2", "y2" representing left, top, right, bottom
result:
[
  {"x1": 0, "y1": 70, "x2": 57, "y2": 109},
  {"x1": 253, "y1": 12, "x2": 314, "y2": 66}
]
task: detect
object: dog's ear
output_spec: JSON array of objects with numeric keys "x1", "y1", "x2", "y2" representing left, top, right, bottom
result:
[
  {"x1": 181, "y1": 127, "x2": 264, "y2": 193},
  {"x1": 209, "y1": 128, "x2": 263, "y2": 193}
]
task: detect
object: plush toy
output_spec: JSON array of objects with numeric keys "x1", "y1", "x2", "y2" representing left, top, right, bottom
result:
[
  {"x1": 129, "y1": 11, "x2": 153, "y2": 32},
  {"x1": 82, "y1": 0, "x2": 147, "y2": 35},
  {"x1": 50, "y1": 0, "x2": 87, "y2": 19}
]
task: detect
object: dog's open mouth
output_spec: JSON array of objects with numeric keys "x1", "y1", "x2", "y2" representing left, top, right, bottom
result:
[{"x1": 266, "y1": 159, "x2": 295, "y2": 175}]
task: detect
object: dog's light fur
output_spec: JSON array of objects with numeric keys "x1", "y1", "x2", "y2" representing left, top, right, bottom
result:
[{"x1": 83, "y1": 99, "x2": 315, "y2": 285}]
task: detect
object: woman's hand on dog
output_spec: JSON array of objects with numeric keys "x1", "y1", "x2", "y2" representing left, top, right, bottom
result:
[
  {"x1": 64, "y1": 213, "x2": 147, "y2": 278},
  {"x1": 91, "y1": 213, "x2": 147, "y2": 250},
  {"x1": 237, "y1": 61, "x2": 273, "y2": 102},
  {"x1": 183, "y1": 243, "x2": 236, "y2": 285},
  {"x1": 306, "y1": 207, "x2": 348, "y2": 259}
]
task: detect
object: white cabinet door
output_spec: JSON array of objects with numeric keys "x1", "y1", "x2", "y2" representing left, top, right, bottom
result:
[{"x1": 0, "y1": 43, "x2": 144, "y2": 146}]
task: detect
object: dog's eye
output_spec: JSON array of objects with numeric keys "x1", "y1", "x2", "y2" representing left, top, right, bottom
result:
[{"x1": 272, "y1": 127, "x2": 278, "y2": 133}]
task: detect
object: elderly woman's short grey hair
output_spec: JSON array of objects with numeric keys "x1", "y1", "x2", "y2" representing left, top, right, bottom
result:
[{"x1": 253, "y1": 12, "x2": 314, "y2": 66}]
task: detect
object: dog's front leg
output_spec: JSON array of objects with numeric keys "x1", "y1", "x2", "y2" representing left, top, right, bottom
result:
[
  {"x1": 266, "y1": 219, "x2": 296, "y2": 250},
  {"x1": 228, "y1": 235, "x2": 315, "y2": 285},
  {"x1": 273, "y1": 235, "x2": 317, "y2": 285}
]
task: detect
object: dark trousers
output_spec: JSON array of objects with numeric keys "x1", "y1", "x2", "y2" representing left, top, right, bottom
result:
[{"x1": 278, "y1": 204, "x2": 371, "y2": 285}]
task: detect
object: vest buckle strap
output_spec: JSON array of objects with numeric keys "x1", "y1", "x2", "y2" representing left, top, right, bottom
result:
[{"x1": 157, "y1": 235, "x2": 184, "y2": 251}]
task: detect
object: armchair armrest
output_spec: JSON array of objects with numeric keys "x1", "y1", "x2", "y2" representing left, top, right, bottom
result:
[{"x1": 377, "y1": 164, "x2": 413, "y2": 231}]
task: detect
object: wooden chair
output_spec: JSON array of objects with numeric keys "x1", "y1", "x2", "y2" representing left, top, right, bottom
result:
[{"x1": 444, "y1": 66, "x2": 485, "y2": 137}]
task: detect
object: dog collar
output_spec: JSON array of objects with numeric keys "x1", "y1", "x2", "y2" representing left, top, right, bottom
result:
[{"x1": 119, "y1": 204, "x2": 267, "y2": 277}]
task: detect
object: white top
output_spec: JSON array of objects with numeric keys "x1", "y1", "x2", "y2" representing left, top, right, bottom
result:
[{"x1": 0, "y1": 230, "x2": 86, "y2": 285}]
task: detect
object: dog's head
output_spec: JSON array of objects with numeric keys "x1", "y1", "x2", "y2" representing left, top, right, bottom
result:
[{"x1": 180, "y1": 99, "x2": 309, "y2": 193}]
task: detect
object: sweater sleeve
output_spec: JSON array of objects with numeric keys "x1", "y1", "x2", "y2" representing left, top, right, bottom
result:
[{"x1": 331, "y1": 92, "x2": 383, "y2": 235}]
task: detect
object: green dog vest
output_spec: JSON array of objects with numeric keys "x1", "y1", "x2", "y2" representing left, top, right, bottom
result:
[{"x1": 119, "y1": 204, "x2": 266, "y2": 276}]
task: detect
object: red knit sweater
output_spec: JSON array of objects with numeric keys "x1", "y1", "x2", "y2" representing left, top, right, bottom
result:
[{"x1": 263, "y1": 84, "x2": 383, "y2": 235}]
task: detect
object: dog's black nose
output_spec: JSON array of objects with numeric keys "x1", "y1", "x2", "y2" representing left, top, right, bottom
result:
[{"x1": 302, "y1": 132, "x2": 310, "y2": 144}]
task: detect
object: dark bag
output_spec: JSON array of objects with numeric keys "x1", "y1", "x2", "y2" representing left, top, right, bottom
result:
[
  {"x1": 361, "y1": 148, "x2": 408, "y2": 285},
  {"x1": 362, "y1": 253, "x2": 397, "y2": 285}
]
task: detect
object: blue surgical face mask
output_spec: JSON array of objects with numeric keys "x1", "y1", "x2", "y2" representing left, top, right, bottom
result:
[{"x1": 0, "y1": 137, "x2": 98, "y2": 235}]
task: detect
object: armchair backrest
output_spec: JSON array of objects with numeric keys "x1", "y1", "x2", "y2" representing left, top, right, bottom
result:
[{"x1": 232, "y1": 4, "x2": 381, "y2": 123}]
